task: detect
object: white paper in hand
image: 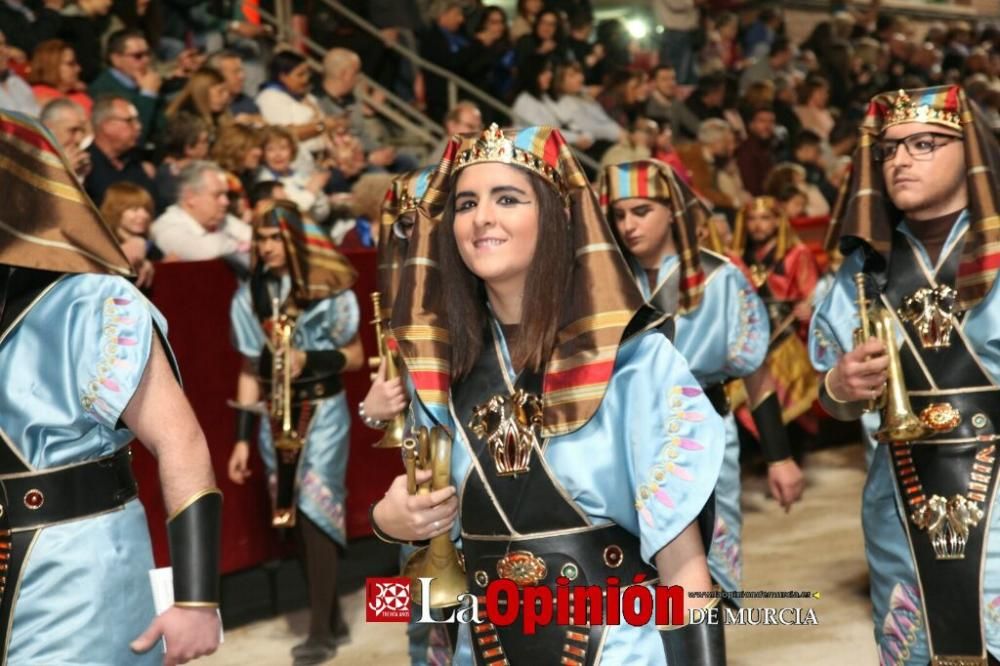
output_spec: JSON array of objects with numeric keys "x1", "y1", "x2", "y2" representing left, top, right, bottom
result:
[{"x1": 148, "y1": 567, "x2": 225, "y2": 653}]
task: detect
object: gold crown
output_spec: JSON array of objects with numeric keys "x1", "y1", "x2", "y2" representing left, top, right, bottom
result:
[
  {"x1": 883, "y1": 90, "x2": 962, "y2": 131},
  {"x1": 456, "y1": 124, "x2": 566, "y2": 195}
]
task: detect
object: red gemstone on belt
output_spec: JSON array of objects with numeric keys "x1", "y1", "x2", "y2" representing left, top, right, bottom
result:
[{"x1": 23, "y1": 489, "x2": 44, "y2": 510}]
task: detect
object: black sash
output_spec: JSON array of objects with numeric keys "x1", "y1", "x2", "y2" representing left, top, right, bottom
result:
[
  {"x1": 453, "y1": 325, "x2": 656, "y2": 666},
  {"x1": 0, "y1": 270, "x2": 137, "y2": 662},
  {"x1": 872, "y1": 231, "x2": 1000, "y2": 662}
]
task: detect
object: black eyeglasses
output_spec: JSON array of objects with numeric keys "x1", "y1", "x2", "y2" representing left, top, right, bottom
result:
[{"x1": 872, "y1": 131, "x2": 960, "y2": 163}]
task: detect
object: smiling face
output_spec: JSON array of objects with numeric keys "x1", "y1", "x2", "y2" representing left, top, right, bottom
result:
[
  {"x1": 263, "y1": 137, "x2": 294, "y2": 173},
  {"x1": 452, "y1": 163, "x2": 540, "y2": 296},
  {"x1": 612, "y1": 197, "x2": 674, "y2": 269},
  {"x1": 119, "y1": 206, "x2": 152, "y2": 236},
  {"x1": 880, "y1": 121, "x2": 967, "y2": 220}
]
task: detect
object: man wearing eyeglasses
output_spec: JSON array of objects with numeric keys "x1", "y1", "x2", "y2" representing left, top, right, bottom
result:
[
  {"x1": 89, "y1": 28, "x2": 164, "y2": 147},
  {"x1": 85, "y1": 94, "x2": 158, "y2": 206},
  {"x1": 809, "y1": 85, "x2": 1000, "y2": 664}
]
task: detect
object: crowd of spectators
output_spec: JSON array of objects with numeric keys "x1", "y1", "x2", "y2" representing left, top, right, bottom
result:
[{"x1": 0, "y1": 0, "x2": 997, "y2": 286}]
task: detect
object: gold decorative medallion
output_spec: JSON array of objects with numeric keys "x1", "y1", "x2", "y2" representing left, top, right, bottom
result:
[
  {"x1": 900, "y1": 285, "x2": 958, "y2": 349},
  {"x1": 920, "y1": 403, "x2": 962, "y2": 432},
  {"x1": 911, "y1": 494, "x2": 984, "y2": 560},
  {"x1": 496, "y1": 551, "x2": 548, "y2": 586},
  {"x1": 469, "y1": 389, "x2": 543, "y2": 476}
]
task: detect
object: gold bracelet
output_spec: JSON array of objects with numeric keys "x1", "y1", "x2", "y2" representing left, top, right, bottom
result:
[
  {"x1": 767, "y1": 457, "x2": 795, "y2": 468},
  {"x1": 823, "y1": 369, "x2": 851, "y2": 404}
]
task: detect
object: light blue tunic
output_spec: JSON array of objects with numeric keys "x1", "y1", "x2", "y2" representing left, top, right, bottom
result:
[
  {"x1": 0, "y1": 274, "x2": 168, "y2": 665},
  {"x1": 809, "y1": 211, "x2": 1000, "y2": 664},
  {"x1": 630, "y1": 251, "x2": 770, "y2": 594},
  {"x1": 230, "y1": 276, "x2": 359, "y2": 546},
  {"x1": 415, "y1": 321, "x2": 727, "y2": 665}
]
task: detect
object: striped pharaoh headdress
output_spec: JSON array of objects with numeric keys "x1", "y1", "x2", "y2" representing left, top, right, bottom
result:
[
  {"x1": 596, "y1": 159, "x2": 709, "y2": 313},
  {"x1": 390, "y1": 125, "x2": 646, "y2": 437},
  {"x1": 376, "y1": 168, "x2": 432, "y2": 319},
  {"x1": 0, "y1": 110, "x2": 131, "y2": 275},
  {"x1": 254, "y1": 200, "x2": 357, "y2": 309}
]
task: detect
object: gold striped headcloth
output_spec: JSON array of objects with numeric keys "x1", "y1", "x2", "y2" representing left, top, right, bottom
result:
[
  {"x1": 832, "y1": 85, "x2": 1000, "y2": 311},
  {"x1": 391, "y1": 124, "x2": 646, "y2": 437},
  {"x1": 596, "y1": 159, "x2": 709, "y2": 313},
  {"x1": 376, "y1": 168, "x2": 433, "y2": 319},
  {"x1": 0, "y1": 110, "x2": 131, "y2": 275},
  {"x1": 255, "y1": 200, "x2": 357, "y2": 309}
]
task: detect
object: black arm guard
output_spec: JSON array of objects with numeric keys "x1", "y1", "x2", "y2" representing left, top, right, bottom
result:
[
  {"x1": 660, "y1": 618, "x2": 727, "y2": 665},
  {"x1": 235, "y1": 408, "x2": 257, "y2": 442},
  {"x1": 303, "y1": 349, "x2": 347, "y2": 376},
  {"x1": 168, "y1": 489, "x2": 223, "y2": 607},
  {"x1": 751, "y1": 392, "x2": 793, "y2": 463}
]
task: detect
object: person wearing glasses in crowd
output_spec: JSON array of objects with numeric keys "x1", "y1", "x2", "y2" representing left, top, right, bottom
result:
[
  {"x1": 84, "y1": 95, "x2": 158, "y2": 206},
  {"x1": 809, "y1": 85, "x2": 1000, "y2": 664},
  {"x1": 89, "y1": 29, "x2": 165, "y2": 146}
]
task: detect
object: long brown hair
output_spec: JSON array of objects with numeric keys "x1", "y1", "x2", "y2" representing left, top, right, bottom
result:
[
  {"x1": 211, "y1": 123, "x2": 262, "y2": 173},
  {"x1": 165, "y1": 67, "x2": 231, "y2": 127},
  {"x1": 438, "y1": 170, "x2": 574, "y2": 378}
]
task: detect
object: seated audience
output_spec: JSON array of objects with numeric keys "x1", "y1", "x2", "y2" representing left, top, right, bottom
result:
[
  {"x1": 84, "y1": 94, "x2": 157, "y2": 206},
  {"x1": 28, "y1": 40, "x2": 93, "y2": 115},
  {"x1": 150, "y1": 160, "x2": 252, "y2": 269}
]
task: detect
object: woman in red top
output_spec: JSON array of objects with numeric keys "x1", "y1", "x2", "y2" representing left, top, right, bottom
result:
[{"x1": 28, "y1": 40, "x2": 93, "y2": 115}]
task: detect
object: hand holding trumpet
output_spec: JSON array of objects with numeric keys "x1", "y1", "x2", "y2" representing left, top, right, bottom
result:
[{"x1": 827, "y1": 337, "x2": 890, "y2": 403}]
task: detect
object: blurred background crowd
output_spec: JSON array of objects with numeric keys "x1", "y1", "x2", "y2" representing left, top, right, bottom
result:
[{"x1": 0, "y1": 0, "x2": 997, "y2": 286}]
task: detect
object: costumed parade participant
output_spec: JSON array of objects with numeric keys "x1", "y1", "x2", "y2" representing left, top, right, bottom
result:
[
  {"x1": 809, "y1": 85, "x2": 1000, "y2": 664},
  {"x1": 0, "y1": 110, "x2": 221, "y2": 664},
  {"x1": 360, "y1": 168, "x2": 434, "y2": 436},
  {"x1": 732, "y1": 197, "x2": 821, "y2": 440},
  {"x1": 356, "y1": 167, "x2": 454, "y2": 666},
  {"x1": 597, "y1": 159, "x2": 804, "y2": 600},
  {"x1": 372, "y1": 124, "x2": 728, "y2": 664},
  {"x1": 226, "y1": 200, "x2": 363, "y2": 666}
]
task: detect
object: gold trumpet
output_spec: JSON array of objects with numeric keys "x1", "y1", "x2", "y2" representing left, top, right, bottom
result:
[
  {"x1": 853, "y1": 274, "x2": 932, "y2": 442},
  {"x1": 401, "y1": 426, "x2": 467, "y2": 609},
  {"x1": 270, "y1": 297, "x2": 304, "y2": 527},
  {"x1": 369, "y1": 292, "x2": 406, "y2": 448}
]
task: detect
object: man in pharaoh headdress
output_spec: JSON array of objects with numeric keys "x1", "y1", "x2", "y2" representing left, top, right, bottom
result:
[{"x1": 809, "y1": 85, "x2": 1000, "y2": 664}]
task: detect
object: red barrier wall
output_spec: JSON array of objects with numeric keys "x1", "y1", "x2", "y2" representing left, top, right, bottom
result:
[{"x1": 135, "y1": 251, "x2": 402, "y2": 574}]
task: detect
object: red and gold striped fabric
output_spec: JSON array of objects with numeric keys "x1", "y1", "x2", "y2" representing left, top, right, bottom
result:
[
  {"x1": 391, "y1": 125, "x2": 646, "y2": 437},
  {"x1": 256, "y1": 200, "x2": 357, "y2": 307},
  {"x1": 832, "y1": 85, "x2": 1000, "y2": 312},
  {"x1": 0, "y1": 110, "x2": 131, "y2": 276}
]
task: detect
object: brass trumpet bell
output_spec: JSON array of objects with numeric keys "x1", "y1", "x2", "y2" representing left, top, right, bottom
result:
[
  {"x1": 853, "y1": 274, "x2": 932, "y2": 443},
  {"x1": 401, "y1": 427, "x2": 467, "y2": 609},
  {"x1": 870, "y1": 310, "x2": 932, "y2": 443}
]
